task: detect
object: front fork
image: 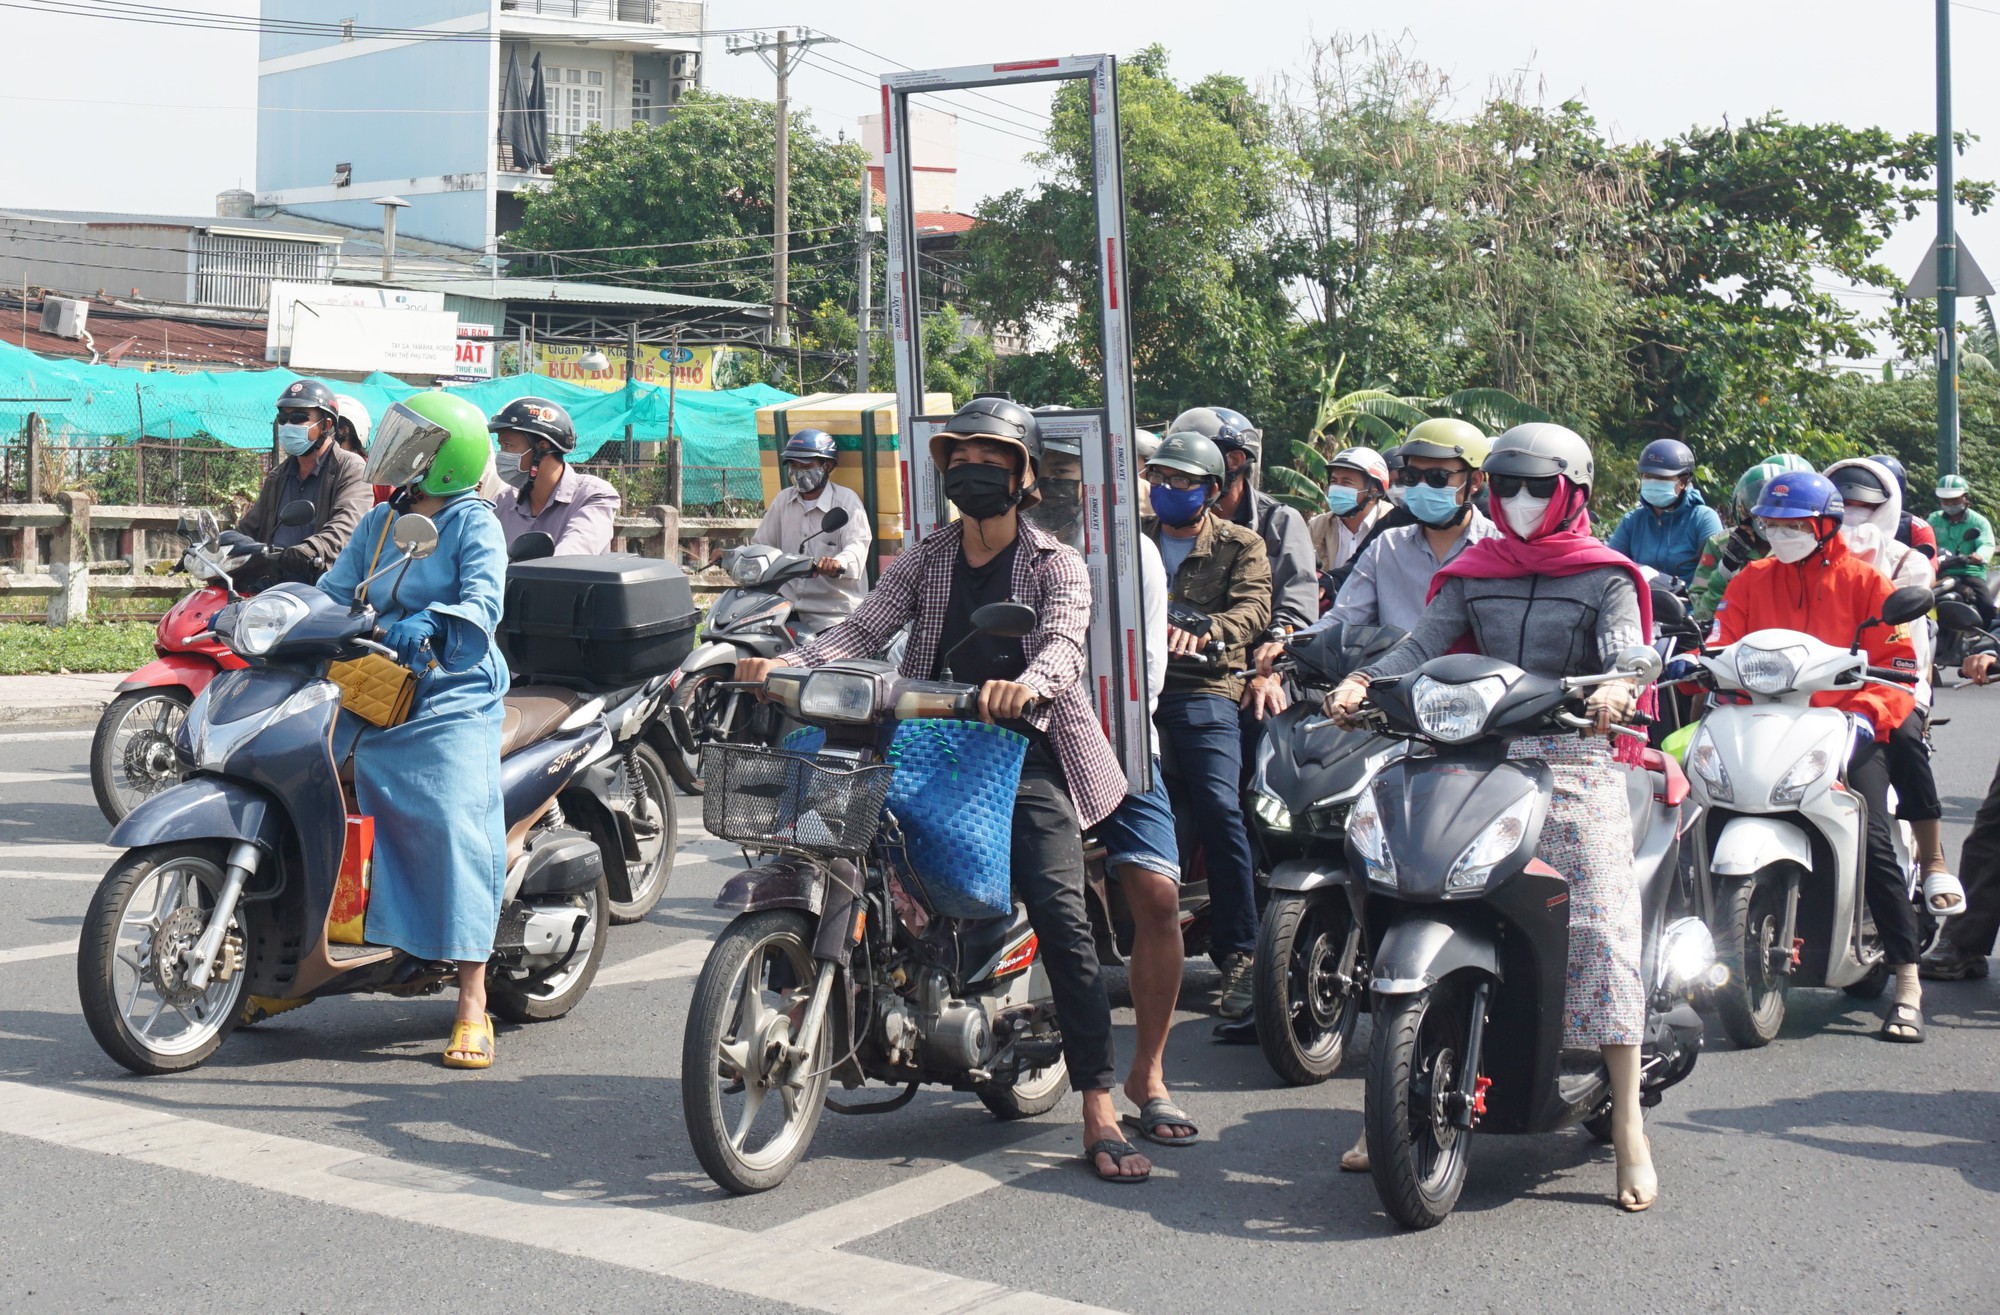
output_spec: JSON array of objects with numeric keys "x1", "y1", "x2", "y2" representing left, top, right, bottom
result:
[
  {"x1": 784, "y1": 858, "x2": 866, "y2": 1071},
  {"x1": 1445, "y1": 980, "x2": 1493, "y2": 1130},
  {"x1": 183, "y1": 840, "x2": 260, "y2": 992}
]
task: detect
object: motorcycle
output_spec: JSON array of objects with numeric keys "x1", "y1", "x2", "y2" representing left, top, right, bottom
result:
[
  {"x1": 76, "y1": 515, "x2": 622, "y2": 1075},
  {"x1": 1679, "y1": 584, "x2": 1935, "y2": 1048},
  {"x1": 1930, "y1": 561, "x2": 1988, "y2": 680},
  {"x1": 1240, "y1": 622, "x2": 1403, "y2": 1084},
  {"x1": 681, "y1": 603, "x2": 1068, "y2": 1195},
  {"x1": 90, "y1": 502, "x2": 315, "y2": 825},
  {"x1": 1351, "y1": 644, "x2": 1714, "y2": 1229},
  {"x1": 662, "y1": 507, "x2": 860, "y2": 794}
]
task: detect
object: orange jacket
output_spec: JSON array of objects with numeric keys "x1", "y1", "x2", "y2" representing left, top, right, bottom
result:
[{"x1": 1712, "y1": 531, "x2": 1917, "y2": 737}]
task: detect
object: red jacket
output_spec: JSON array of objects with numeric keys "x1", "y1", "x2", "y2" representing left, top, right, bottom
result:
[{"x1": 1712, "y1": 531, "x2": 1917, "y2": 737}]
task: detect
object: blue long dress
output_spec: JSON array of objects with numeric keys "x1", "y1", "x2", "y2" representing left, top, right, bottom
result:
[{"x1": 317, "y1": 495, "x2": 509, "y2": 962}]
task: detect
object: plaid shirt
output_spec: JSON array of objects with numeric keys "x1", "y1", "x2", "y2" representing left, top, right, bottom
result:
[{"x1": 782, "y1": 518, "x2": 1128, "y2": 828}]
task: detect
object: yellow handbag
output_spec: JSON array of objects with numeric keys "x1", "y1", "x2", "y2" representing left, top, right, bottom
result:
[{"x1": 326, "y1": 514, "x2": 419, "y2": 729}]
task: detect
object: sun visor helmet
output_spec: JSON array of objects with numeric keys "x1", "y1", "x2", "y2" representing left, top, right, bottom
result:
[{"x1": 364, "y1": 401, "x2": 451, "y2": 489}]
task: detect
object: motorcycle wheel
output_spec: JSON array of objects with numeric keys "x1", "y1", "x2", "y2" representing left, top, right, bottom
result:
[
  {"x1": 607, "y1": 742, "x2": 677, "y2": 924},
  {"x1": 1365, "y1": 985, "x2": 1475, "y2": 1230},
  {"x1": 1253, "y1": 893, "x2": 1360, "y2": 1086},
  {"x1": 977, "y1": 1052, "x2": 1069, "y2": 1120},
  {"x1": 682, "y1": 909, "x2": 832, "y2": 1194},
  {"x1": 665, "y1": 669, "x2": 728, "y2": 795},
  {"x1": 77, "y1": 843, "x2": 247, "y2": 1075},
  {"x1": 1713, "y1": 872, "x2": 1789, "y2": 1048},
  {"x1": 91, "y1": 688, "x2": 193, "y2": 826},
  {"x1": 488, "y1": 879, "x2": 609, "y2": 1023}
]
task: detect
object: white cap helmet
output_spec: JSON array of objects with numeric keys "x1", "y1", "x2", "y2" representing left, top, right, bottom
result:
[
  {"x1": 1327, "y1": 445, "x2": 1391, "y2": 493},
  {"x1": 333, "y1": 395, "x2": 372, "y2": 451}
]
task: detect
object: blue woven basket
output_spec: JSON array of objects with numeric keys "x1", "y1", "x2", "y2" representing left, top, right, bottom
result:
[{"x1": 884, "y1": 719, "x2": 1027, "y2": 919}]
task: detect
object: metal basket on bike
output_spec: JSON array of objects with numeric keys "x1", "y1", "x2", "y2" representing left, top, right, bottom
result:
[{"x1": 699, "y1": 743, "x2": 892, "y2": 859}]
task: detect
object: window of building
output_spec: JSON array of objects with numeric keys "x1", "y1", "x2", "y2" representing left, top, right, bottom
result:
[
  {"x1": 549, "y1": 66, "x2": 606, "y2": 140},
  {"x1": 633, "y1": 76, "x2": 654, "y2": 123}
]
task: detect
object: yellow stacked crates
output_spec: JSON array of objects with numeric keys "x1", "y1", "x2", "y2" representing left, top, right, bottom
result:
[{"x1": 756, "y1": 392, "x2": 951, "y2": 578}]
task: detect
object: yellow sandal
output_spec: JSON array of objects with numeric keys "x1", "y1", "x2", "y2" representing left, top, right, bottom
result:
[{"x1": 443, "y1": 1014, "x2": 495, "y2": 1070}]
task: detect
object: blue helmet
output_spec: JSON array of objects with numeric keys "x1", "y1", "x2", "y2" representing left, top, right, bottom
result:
[
  {"x1": 782, "y1": 428, "x2": 838, "y2": 463},
  {"x1": 1752, "y1": 470, "x2": 1844, "y2": 521},
  {"x1": 1638, "y1": 438, "x2": 1696, "y2": 479},
  {"x1": 1869, "y1": 453, "x2": 1909, "y2": 495}
]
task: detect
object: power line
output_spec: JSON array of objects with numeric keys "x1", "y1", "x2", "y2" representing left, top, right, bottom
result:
[
  {"x1": 810, "y1": 47, "x2": 1051, "y2": 137},
  {"x1": 799, "y1": 52, "x2": 1046, "y2": 149},
  {"x1": 0, "y1": 0, "x2": 746, "y2": 43},
  {"x1": 834, "y1": 36, "x2": 1055, "y2": 129}
]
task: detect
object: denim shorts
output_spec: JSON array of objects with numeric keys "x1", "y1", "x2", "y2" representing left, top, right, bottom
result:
[{"x1": 1094, "y1": 761, "x2": 1180, "y2": 883}]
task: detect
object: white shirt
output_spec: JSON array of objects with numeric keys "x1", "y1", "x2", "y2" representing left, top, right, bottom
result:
[
  {"x1": 1139, "y1": 534, "x2": 1167, "y2": 720},
  {"x1": 1310, "y1": 502, "x2": 1391, "y2": 572},
  {"x1": 753, "y1": 481, "x2": 872, "y2": 624}
]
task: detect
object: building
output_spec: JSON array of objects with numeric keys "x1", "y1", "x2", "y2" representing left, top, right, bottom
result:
[
  {"x1": 0, "y1": 208, "x2": 343, "y2": 313},
  {"x1": 255, "y1": 1, "x2": 704, "y2": 255}
]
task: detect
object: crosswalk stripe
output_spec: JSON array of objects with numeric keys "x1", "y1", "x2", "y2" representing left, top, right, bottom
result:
[{"x1": 0, "y1": 937, "x2": 79, "y2": 966}]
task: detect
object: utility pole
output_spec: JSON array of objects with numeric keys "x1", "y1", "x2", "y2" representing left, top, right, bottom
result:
[
  {"x1": 728, "y1": 27, "x2": 836, "y2": 349},
  {"x1": 857, "y1": 161, "x2": 873, "y2": 390},
  {"x1": 1937, "y1": 0, "x2": 1960, "y2": 478}
]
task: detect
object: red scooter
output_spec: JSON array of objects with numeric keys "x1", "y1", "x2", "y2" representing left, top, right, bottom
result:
[{"x1": 89, "y1": 503, "x2": 310, "y2": 824}]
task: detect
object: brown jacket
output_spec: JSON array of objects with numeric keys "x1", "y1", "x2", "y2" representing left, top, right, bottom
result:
[
  {"x1": 1146, "y1": 514, "x2": 1271, "y2": 701},
  {"x1": 236, "y1": 442, "x2": 372, "y2": 583}
]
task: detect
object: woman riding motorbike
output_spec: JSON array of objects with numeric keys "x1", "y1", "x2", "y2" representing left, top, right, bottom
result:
[
  {"x1": 1327, "y1": 422, "x2": 1660, "y2": 1212},
  {"x1": 316, "y1": 390, "x2": 511, "y2": 1069}
]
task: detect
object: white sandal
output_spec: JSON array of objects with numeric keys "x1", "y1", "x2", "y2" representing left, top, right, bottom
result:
[{"x1": 1923, "y1": 871, "x2": 1968, "y2": 917}]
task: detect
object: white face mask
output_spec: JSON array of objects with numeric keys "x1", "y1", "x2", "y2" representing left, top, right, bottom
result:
[
  {"x1": 1501, "y1": 492, "x2": 1551, "y2": 539},
  {"x1": 1765, "y1": 526, "x2": 1819, "y2": 564},
  {"x1": 1840, "y1": 506, "x2": 1873, "y2": 528}
]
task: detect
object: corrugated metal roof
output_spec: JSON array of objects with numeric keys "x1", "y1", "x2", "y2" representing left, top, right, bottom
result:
[
  {"x1": 0, "y1": 208, "x2": 335, "y2": 240},
  {"x1": 385, "y1": 277, "x2": 768, "y2": 313}
]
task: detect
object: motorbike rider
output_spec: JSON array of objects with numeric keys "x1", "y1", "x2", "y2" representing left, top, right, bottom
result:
[
  {"x1": 1606, "y1": 438, "x2": 1724, "y2": 583},
  {"x1": 1689, "y1": 455, "x2": 1813, "y2": 626},
  {"x1": 1931, "y1": 474, "x2": 1994, "y2": 623},
  {"x1": 1704, "y1": 471, "x2": 1928, "y2": 1043},
  {"x1": 734, "y1": 396, "x2": 1152, "y2": 1184},
  {"x1": 489, "y1": 397, "x2": 621, "y2": 556},
  {"x1": 1328, "y1": 422, "x2": 1660, "y2": 1210},
  {"x1": 228, "y1": 380, "x2": 373, "y2": 587},
  {"x1": 1923, "y1": 645, "x2": 2000, "y2": 980},
  {"x1": 1308, "y1": 446, "x2": 1392, "y2": 574},
  {"x1": 1170, "y1": 406, "x2": 1316, "y2": 636},
  {"x1": 751, "y1": 428, "x2": 872, "y2": 637},
  {"x1": 332, "y1": 395, "x2": 395, "y2": 506},
  {"x1": 1143, "y1": 431, "x2": 1272, "y2": 1022},
  {"x1": 1869, "y1": 453, "x2": 1937, "y2": 559},
  {"x1": 316, "y1": 391, "x2": 511, "y2": 1068}
]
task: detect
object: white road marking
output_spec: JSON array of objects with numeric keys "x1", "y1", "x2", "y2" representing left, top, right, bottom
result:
[
  {"x1": 0, "y1": 937, "x2": 78, "y2": 966},
  {"x1": 0, "y1": 730, "x2": 93, "y2": 744},
  {"x1": 594, "y1": 937, "x2": 714, "y2": 987},
  {"x1": 0, "y1": 870, "x2": 100, "y2": 883},
  {"x1": 0, "y1": 1081, "x2": 1124, "y2": 1315},
  {"x1": 0, "y1": 771, "x2": 90, "y2": 785},
  {"x1": 0, "y1": 844, "x2": 119, "y2": 864}
]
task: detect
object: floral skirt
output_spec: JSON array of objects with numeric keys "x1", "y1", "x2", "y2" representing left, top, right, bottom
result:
[{"x1": 1509, "y1": 733, "x2": 1644, "y2": 1047}]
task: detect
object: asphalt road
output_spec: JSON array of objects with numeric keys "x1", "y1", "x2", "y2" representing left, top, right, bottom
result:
[{"x1": 1, "y1": 694, "x2": 1997, "y2": 1314}]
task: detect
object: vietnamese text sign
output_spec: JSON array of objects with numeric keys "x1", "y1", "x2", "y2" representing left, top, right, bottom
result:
[
  {"x1": 289, "y1": 305, "x2": 460, "y2": 375},
  {"x1": 533, "y1": 342, "x2": 744, "y2": 392},
  {"x1": 265, "y1": 281, "x2": 445, "y2": 362}
]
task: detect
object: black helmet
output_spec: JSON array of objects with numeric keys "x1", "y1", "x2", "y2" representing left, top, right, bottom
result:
[
  {"x1": 488, "y1": 396, "x2": 577, "y2": 454},
  {"x1": 929, "y1": 394, "x2": 1043, "y2": 506},
  {"x1": 1637, "y1": 438, "x2": 1696, "y2": 479},
  {"x1": 1032, "y1": 405, "x2": 1084, "y2": 458},
  {"x1": 1170, "y1": 405, "x2": 1262, "y2": 462},
  {"x1": 1869, "y1": 453, "x2": 1910, "y2": 496},
  {"x1": 275, "y1": 378, "x2": 340, "y2": 420}
]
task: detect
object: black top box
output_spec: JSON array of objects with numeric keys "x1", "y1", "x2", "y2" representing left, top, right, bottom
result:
[{"x1": 500, "y1": 554, "x2": 699, "y2": 691}]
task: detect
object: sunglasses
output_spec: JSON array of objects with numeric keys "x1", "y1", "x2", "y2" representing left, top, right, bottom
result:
[
  {"x1": 1393, "y1": 466, "x2": 1468, "y2": 489},
  {"x1": 276, "y1": 411, "x2": 319, "y2": 426},
  {"x1": 1490, "y1": 474, "x2": 1560, "y2": 499},
  {"x1": 1144, "y1": 469, "x2": 1209, "y2": 492}
]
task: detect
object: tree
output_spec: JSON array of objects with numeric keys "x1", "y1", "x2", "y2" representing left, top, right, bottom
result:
[{"x1": 509, "y1": 91, "x2": 868, "y2": 312}]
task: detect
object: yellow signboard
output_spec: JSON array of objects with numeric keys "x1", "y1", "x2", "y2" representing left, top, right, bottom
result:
[{"x1": 532, "y1": 343, "x2": 747, "y2": 392}]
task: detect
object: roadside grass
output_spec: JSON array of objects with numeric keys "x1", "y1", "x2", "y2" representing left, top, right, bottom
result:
[{"x1": 0, "y1": 621, "x2": 156, "y2": 675}]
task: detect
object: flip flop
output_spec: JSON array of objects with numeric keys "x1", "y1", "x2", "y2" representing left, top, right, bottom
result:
[
  {"x1": 444, "y1": 1014, "x2": 495, "y2": 1069},
  {"x1": 1085, "y1": 1137, "x2": 1151, "y2": 1183},
  {"x1": 1923, "y1": 871, "x2": 1968, "y2": 917},
  {"x1": 1879, "y1": 1002, "x2": 1925, "y2": 1044},
  {"x1": 1123, "y1": 1098, "x2": 1200, "y2": 1147}
]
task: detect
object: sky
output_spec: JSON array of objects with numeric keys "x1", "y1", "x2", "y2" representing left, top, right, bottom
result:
[{"x1": 5, "y1": 0, "x2": 1999, "y2": 354}]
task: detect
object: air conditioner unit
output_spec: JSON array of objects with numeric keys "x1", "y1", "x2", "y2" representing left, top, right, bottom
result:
[{"x1": 39, "y1": 296, "x2": 89, "y2": 339}]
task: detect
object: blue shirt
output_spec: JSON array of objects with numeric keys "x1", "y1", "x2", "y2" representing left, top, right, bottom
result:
[
  {"x1": 1606, "y1": 487, "x2": 1723, "y2": 582},
  {"x1": 1157, "y1": 530, "x2": 1197, "y2": 581}
]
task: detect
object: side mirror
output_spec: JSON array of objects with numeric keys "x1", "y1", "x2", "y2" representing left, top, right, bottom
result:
[
  {"x1": 196, "y1": 509, "x2": 218, "y2": 540},
  {"x1": 277, "y1": 499, "x2": 316, "y2": 528},
  {"x1": 1878, "y1": 584, "x2": 1934, "y2": 628},
  {"x1": 819, "y1": 507, "x2": 850, "y2": 534},
  {"x1": 1649, "y1": 586, "x2": 1688, "y2": 628},
  {"x1": 1613, "y1": 644, "x2": 1665, "y2": 686},
  {"x1": 509, "y1": 531, "x2": 555, "y2": 563},
  {"x1": 392, "y1": 514, "x2": 440, "y2": 561},
  {"x1": 1937, "y1": 599, "x2": 1986, "y2": 632},
  {"x1": 971, "y1": 602, "x2": 1037, "y2": 639}
]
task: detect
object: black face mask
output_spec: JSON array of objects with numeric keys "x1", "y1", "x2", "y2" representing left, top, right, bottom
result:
[
  {"x1": 1029, "y1": 479, "x2": 1084, "y2": 536},
  {"x1": 943, "y1": 463, "x2": 1026, "y2": 521}
]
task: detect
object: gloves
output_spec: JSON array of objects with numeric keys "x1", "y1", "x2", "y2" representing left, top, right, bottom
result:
[
  {"x1": 1719, "y1": 526, "x2": 1761, "y2": 574},
  {"x1": 1583, "y1": 680, "x2": 1638, "y2": 734},
  {"x1": 384, "y1": 611, "x2": 442, "y2": 669},
  {"x1": 1663, "y1": 657, "x2": 1701, "y2": 685},
  {"x1": 217, "y1": 530, "x2": 266, "y2": 557}
]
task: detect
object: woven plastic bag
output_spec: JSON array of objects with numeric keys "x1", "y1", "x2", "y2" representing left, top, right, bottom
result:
[{"x1": 884, "y1": 719, "x2": 1028, "y2": 919}]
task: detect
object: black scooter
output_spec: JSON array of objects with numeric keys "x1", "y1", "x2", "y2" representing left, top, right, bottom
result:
[{"x1": 1352, "y1": 644, "x2": 1716, "y2": 1229}]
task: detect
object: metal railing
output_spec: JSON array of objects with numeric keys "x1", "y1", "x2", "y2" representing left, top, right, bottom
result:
[
  {"x1": 498, "y1": 0, "x2": 702, "y2": 25},
  {"x1": 497, "y1": 132, "x2": 589, "y2": 175}
]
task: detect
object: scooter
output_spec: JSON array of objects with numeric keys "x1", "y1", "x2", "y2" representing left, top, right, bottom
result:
[
  {"x1": 681, "y1": 603, "x2": 1068, "y2": 1195},
  {"x1": 1679, "y1": 584, "x2": 1934, "y2": 1049},
  {"x1": 77, "y1": 515, "x2": 617, "y2": 1075},
  {"x1": 662, "y1": 507, "x2": 858, "y2": 793},
  {"x1": 1353, "y1": 644, "x2": 1714, "y2": 1229},
  {"x1": 89, "y1": 502, "x2": 315, "y2": 825}
]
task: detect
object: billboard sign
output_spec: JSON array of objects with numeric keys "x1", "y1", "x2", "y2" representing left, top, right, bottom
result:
[
  {"x1": 288, "y1": 304, "x2": 460, "y2": 375},
  {"x1": 265, "y1": 280, "x2": 444, "y2": 362}
]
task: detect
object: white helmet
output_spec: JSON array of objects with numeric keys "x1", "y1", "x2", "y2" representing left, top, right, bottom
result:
[
  {"x1": 1327, "y1": 446, "x2": 1391, "y2": 493},
  {"x1": 1485, "y1": 422, "x2": 1594, "y2": 491},
  {"x1": 333, "y1": 395, "x2": 372, "y2": 451}
]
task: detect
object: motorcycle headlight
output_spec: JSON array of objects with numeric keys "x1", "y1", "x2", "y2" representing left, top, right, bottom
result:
[
  {"x1": 1685, "y1": 722, "x2": 1733, "y2": 803},
  {"x1": 232, "y1": 590, "x2": 311, "y2": 657},
  {"x1": 799, "y1": 670, "x2": 877, "y2": 723},
  {"x1": 1251, "y1": 787, "x2": 1293, "y2": 833},
  {"x1": 1657, "y1": 916, "x2": 1727, "y2": 994},
  {"x1": 1411, "y1": 674, "x2": 1506, "y2": 744},
  {"x1": 1770, "y1": 746, "x2": 1834, "y2": 807},
  {"x1": 1737, "y1": 643, "x2": 1806, "y2": 695},
  {"x1": 1444, "y1": 792, "x2": 1537, "y2": 894},
  {"x1": 189, "y1": 679, "x2": 340, "y2": 771},
  {"x1": 1348, "y1": 785, "x2": 1395, "y2": 887}
]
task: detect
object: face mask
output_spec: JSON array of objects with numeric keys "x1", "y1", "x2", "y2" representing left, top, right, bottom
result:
[
  {"x1": 1324, "y1": 485, "x2": 1361, "y2": 516},
  {"x1": 1765, "y1": 526, "x2": 1819, "y2": 564},
  {"x1": 1029, "y1": 479, "x2": 1084, "y2": 536},
  {"x1": 1501, "y1": 492, "x2": 1551, "y2": 540},
  {"x1": 1404, "y1": 483, "x2": 1465, "y2": 528},
  {"x1": 1150, "y1": 482, "x2": 1210, "y2": 528},
  {"x1": 943, "y1": 462, "x2": 1023, "y2": 520},
  {"x1": 1386, "y1": 482, "x2": 1408, "y2": 509},
  {"x1": 791, "y1": 464, "x2": 830, "y2": 496},
  {"x1": 1639, "y1": 478, "x2": 1681, "y2": 508},
  {"x1": 278, "y1": 423, "x2": 317, "y2": 458},
  {"x1": 1943, "y1": 501, "x2": 1970, "y2": 521},
  {"x1": 1841, "y1": 505, "x2": 1876, "y2": 529},
  {"x1": 498, "y1": 449, "x2": 538, "y2": 491}
]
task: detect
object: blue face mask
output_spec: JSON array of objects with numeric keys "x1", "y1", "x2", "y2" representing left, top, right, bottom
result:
[
  {"x1": 1403, "y1": 483, "x2": 1464, "y2": 527},
  {"x1": 277, "y1": 423, "x2": 317, "y2": 458},
  {"x1": 1324, "y1": 484, "x2": 1361, "y2": 516},
  {"x1": 1150, "y1": 482, "x2": 1209, "y2": 528},
  {"x1": 1639, "y1": 478, "x2": 1682, "y2": 508}
]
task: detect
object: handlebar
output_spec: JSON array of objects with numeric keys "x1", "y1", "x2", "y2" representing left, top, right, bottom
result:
[{"x1": 1866, "y1": 665, "x2": 1919, "y2": 685}]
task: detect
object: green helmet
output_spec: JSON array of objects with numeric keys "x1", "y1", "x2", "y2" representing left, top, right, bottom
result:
[
  {"x1": 1732, "y1": 460, "x2": 1784, "y2": 521},
  {"x1": 367, "y1": 391, "x2": 493, "y2": 497},
  {"x1": 1937, "y1": 473, "x2": 1972, "y2": 500},
  {"x1": 1401, "y1": 417, "x2": 1491, "y2": 469},
  {"x1": 1146, "y1": 430, "x2": 1226, "y2": 482}
]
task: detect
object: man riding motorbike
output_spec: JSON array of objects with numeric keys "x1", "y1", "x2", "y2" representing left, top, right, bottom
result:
[
  {"x1": 1309, "y1": 447, "x2": 1392, "y2": 575},
  {"x1": 750, "y1": 428, "x2": 872, "y2": 637},
  {"x1": 228, "y1": 380, "x2": 372, "y2": 587},
  {"x1": 1931, "y1": 474, "x2": 1994, "y2": 624},
  {"x1": 490, "y1": 397, "x2": 621, "y2": 557},
  {"x1": 734, "y1": 396, "x2": 1152, "y2": 1184},
  {"x1": 1607, "y1": 438, "x2": 1724, "y2": 583},
  {"x1": 1170, "y1": 406, "x2": 1316, "y2": 637}
]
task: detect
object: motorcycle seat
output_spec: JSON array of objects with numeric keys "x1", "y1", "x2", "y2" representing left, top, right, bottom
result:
[{"x1": 501, "y1": 686, "x2": 595, "y2": 758}]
